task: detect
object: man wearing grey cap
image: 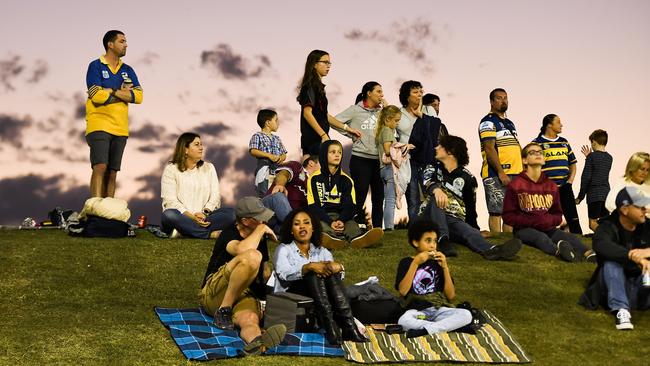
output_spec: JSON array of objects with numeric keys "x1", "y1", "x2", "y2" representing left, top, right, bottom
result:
[
  {"x1": 579, "y1": 186, "x2": 650, "y2": 330},
  {"x1": 199, "y1": 196, "x2": 286, "y2": 355}
]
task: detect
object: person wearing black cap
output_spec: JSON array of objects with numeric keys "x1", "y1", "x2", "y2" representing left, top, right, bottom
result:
[
  {"x1": 579, "y1": 186, "x2": 650, "y2": 330},
  {"x1": 199, "y1": 196, "x2": 286, "y2": 355}
]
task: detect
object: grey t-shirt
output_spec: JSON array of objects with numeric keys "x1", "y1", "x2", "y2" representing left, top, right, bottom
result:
[
  {"x1": 335, "y1": 103, "x2": 381, "y2": 159},
  {"x1": 396, "y1": 105, "x2": 436, "y2": 144}
]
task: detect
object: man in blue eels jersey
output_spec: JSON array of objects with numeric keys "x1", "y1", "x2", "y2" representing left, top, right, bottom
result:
[{"x1": 85, "y1": 30, "x2": 143, "y2": 198}]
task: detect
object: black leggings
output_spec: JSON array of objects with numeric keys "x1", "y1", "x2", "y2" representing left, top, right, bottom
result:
[
  {"x1": 559, "y1": 183, "x2": 582, "y2": 235},
  {"x1": 349, "y1": 155, "x2": 384, "y2": 227}
]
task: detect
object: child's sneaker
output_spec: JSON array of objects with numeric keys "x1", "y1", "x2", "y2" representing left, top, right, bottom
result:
[
  {"x1": 615, "y1": 309, "x2": 633, "y2": 330},
  {"x1": 350, "y1": 227, "x2": 383, "y2": 249},
  {"x1": 321, "y1": 233, "x2": 347, "y2": 250},
  {"x1": 583, "y1": 249, "x2": 597, "y2": 263},
  {"x1": 482, "y1": 238, "x2": 521, "y2": 260}
]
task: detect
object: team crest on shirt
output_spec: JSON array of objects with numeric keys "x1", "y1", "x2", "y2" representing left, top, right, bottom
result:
[
  {"x1": 102, "y1": 70, "x2": 109, "y2": 79},
  {"x1": 543, "y1": 143, "x2": 550, "y2": 149},
  {"x1": 479, "y1": 121, "x2": 494, "y2": 132},
  {"x1": 453, "y1": 177, "x2": 465, "y2": 191}
]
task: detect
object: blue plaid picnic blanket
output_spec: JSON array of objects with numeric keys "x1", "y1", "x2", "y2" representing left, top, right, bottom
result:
[{"x1": 154, "y1": 307, "x2": 344, "y2": 360}]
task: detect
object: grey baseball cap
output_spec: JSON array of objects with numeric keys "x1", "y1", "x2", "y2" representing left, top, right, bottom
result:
[{"x1": 235, "y1": 196, "x2": 275, "y2": 222}]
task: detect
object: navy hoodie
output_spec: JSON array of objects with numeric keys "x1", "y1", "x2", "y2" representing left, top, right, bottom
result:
[{"x1": 307, "y1": 140, "x2": 357, "y2": 223}]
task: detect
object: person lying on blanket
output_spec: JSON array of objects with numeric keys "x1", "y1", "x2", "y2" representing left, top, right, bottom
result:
[
  {"x1": 395, "y1": 219, "x2": 472, "y2": 336},
  {"x1": 272, "y1": 207, "x2": 368, "y2": 345},
  {"x1": 199, "y1": 196, "x2": 286, "y2": 355}
]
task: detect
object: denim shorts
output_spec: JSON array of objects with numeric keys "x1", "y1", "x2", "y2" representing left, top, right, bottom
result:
[{"x1": 483, "y1": 176, "x2": 507, "y2": 215}]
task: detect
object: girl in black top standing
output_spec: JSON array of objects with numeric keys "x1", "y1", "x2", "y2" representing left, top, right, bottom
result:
[{"x1": 297, "y1": 50, "x2": 360, "y2": 159}]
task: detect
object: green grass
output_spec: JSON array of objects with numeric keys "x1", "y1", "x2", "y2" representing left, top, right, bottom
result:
[{"x1": 0, "y1": 229, "x2": 647, "y2": 365}]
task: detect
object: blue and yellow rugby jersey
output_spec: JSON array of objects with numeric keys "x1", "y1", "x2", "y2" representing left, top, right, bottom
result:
[
  {"x1": 533, "y1": 135, "x2": 577, "y2": 186},
  {"x1": 85, "y1": 55, "x2": 143, "y2": 136},
  {"x1": 478, "y1": 113, "x2": 523, "y2": 179}
]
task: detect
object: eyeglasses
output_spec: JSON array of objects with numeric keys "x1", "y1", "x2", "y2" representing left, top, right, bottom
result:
[
  {"x1": 526, "y1": 150, "x2": 544, "y2": 156},
  {"x1": 317, "y1": 61, "x2": 332, "y2": 66}
]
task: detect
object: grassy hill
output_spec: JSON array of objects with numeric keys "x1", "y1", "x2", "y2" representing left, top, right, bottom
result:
[{"x1": 0, "y1": 229, "x2": 647, "y2": 365}]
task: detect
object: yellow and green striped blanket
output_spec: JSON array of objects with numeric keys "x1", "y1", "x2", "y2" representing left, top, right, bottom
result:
[{"x1": 342, "y1": 310, "x2": 531, "y2": 363}]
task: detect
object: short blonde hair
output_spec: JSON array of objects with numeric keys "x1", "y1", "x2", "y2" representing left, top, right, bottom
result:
[{"x1": 624, "y1": 152, "x2": 650, "y2": 183}]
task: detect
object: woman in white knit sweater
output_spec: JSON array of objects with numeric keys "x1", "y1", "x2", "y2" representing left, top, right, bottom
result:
[
  {"x1": 605, "y1": 152, "x2": 650, "y2": 217},
  {"x1": 161, "y1": 132, "x2": 235, "y2": 238}
]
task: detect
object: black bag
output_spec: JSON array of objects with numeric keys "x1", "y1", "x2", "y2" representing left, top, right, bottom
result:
[
  {"x1": 68, "y1": 215, "x2": 130, "y2": 238},
  {"x1": 264, "y1": 292, "x2": 317, "y2": 333},
  {"x1": 48, "y1": 207, "x2": 74, "y2": 226},
  {"x1": 351, "y1": 298, "x2": 405, "y2": 324},
  {"x1": 454, "y1": 301, "x2": 487, "y2": 334}
]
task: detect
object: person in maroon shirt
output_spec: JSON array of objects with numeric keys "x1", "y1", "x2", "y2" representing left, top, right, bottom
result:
[
  {"x1": 261, "y1": 155, "x2": 320, "y2": 233},
  {"x1": 503, "y1": 142, "x2": 588, "y2": 262}
]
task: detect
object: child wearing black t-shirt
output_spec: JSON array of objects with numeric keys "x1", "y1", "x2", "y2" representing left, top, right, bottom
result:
[{"x1": 395, "y1": 219, "x2": 471, "y2": 336}]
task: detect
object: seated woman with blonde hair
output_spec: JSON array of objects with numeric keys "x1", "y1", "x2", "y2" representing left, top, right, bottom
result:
[
  {"x1": 606, "y1": 152, "x2": 650, "y2": 217},
  {"x1": 161, "y1": 132, "x2": 235, "y2": 239}
]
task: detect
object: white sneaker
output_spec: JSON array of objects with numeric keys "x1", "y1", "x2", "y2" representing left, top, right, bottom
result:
[
  {"x1": 170, "y1": 229, "x2": 182, "y2": 239},
  {"x1": 615, "y1": 309, "x2": 633, "y2": 330}
]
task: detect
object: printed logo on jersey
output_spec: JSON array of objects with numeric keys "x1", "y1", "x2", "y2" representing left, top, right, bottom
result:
[
  {"x1": 315, "y1": 182, "x2": 341, "y2": 204},
  {"x1": 479, "y1": 121, "x2": 495, "y2": 132},
  {"x1": 544, "y1": 150, "x2": 569, "y2": 158},
  {"x1": 453, "y1": 177, "x2": 465, "y2": 192},
  {"x1": 102, "y1": 70, "x2": 109, "y2": 79},
  {"x1": 360, "y1": 114, "x2": 377, "y2": 130},
  {"x1": 517, "y1": 192, "x2": 554, "y2": 211}
]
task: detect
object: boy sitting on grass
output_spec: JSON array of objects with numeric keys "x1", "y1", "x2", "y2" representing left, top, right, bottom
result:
[
  {"x1": 395, "y1": 219, "x2": 472, "y2": 336},
  {"x1": 307, "y1": 140, "x2": 384, "y2": 249},
  {"x1": 249, "y1": 109, "x2": 287, "y2": 197}
]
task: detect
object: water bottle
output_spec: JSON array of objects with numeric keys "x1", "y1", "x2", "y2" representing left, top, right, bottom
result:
[{"x1": 642, "y1": 271, "x2": 650, "y2": 288}]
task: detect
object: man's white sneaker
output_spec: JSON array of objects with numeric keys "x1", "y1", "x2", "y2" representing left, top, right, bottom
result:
[{"x1": 615, "y1": 309, "x2": 634, "y2": 330}]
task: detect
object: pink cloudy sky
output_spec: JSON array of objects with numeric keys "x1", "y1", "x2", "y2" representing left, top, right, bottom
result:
[{"x1": 0, "y1": 0, "x2": 648, "y2": 228}]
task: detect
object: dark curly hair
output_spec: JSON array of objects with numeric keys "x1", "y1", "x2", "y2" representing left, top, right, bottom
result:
[
  {"x1": 407, "y1": 219, "x2": 440, "y2": 248},
  {"x1": 398, "y1": 80, "x2": 422, "y2": 107},
  {"x1": 279, "y1": 207, "x2": 323, "y2": 247},
  {"x1": 439, "y1": 135, "x2": 469, "y2": 167}
]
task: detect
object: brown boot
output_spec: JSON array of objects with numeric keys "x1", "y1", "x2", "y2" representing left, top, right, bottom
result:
[{"x1": 321, "y1": 233, "x2": 347, "y2": 250}]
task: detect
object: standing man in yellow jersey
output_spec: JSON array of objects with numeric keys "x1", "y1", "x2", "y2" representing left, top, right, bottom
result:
[
  {"x1": 85, "y1": 30, "x2": 143, "y2": 197},
  {"x1": 478, "y1": 88, "x2": 523, "y2": 233}
]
